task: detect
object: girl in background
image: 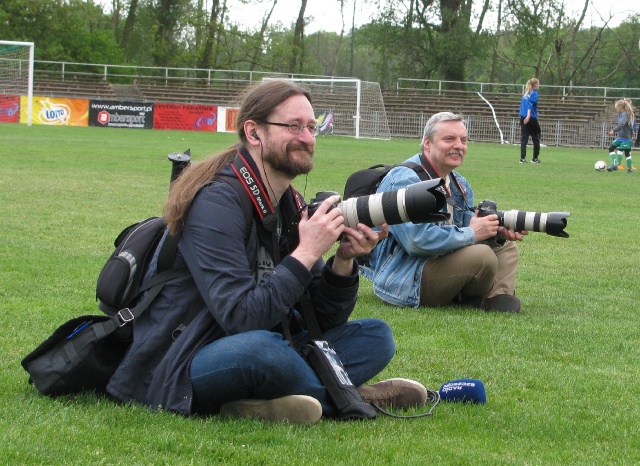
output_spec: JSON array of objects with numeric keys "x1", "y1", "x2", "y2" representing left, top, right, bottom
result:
[
  {"x1": 519, "y1": 78, "x2": 541, "y2": 164},
  {"x1": 607, "y1": 100, "x2": 635, "y2": 173}
]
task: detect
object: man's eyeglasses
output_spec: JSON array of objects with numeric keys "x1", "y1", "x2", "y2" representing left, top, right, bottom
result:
[{"x1": 264, "y1": 121, "x2": 319, "y2": 137}]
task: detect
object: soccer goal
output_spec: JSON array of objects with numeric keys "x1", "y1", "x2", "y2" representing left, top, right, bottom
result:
[
  {"x1": 265, "y1": 77, "x2": 391, "y2": 140},
  {"x1": 0, "y1": 41, "x2": 34, "y2": 126}
]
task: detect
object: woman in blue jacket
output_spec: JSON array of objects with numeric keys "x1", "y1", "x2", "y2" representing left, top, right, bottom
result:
[{"x1": 519, "y1": 78, "x2": 541, "y2": 163}]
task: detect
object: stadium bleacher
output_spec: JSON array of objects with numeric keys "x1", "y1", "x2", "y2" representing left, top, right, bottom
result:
[
  {"x1": 32, "y1": 73, "x2": 116, "y2": 100},
  {"x1": 133, "y1": 80, "x2": 246, "y2": 105},
  {"x1": 30, "y1": 74, "x2": 613, "y2": 123},
  {"x1": 381, "y1": 90, "x2": 610, "y2": 123},
  {"x1": 27, "y1": 73, "x2": 626, "y2": 146}
]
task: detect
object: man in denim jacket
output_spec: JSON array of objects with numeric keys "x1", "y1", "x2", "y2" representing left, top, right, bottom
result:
[{"x1": 360, "y1": 112, "x2": 526, "y2": 313}]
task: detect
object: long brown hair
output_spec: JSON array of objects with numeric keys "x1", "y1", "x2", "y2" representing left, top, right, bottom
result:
[{"x1": 163, "y1": 80, "x2": 312, "y2": 235}]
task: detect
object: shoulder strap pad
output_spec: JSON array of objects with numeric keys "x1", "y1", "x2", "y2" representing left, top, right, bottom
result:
[{"x1": 215, "y1": 174, "x2": 255, "y2": 245}]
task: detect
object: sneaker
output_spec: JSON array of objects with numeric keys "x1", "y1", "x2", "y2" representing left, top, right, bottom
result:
[
  {"x1": 358, "y1": 378, "x2": 428, "y2": 410},
  {"x1": 219, "y1": 395, "x2": 322, "y2": 424},
  {"x1": 531, "y1": 158, "x2": 540, "y2": 163},
  {"x1": 519, "y1": 159, "x2": 527, "y2": 164},
  {"x1": 607, "y1": 164, "x2": 618, "y2": 171},
  {"x1": 481, "y1": 294, "x2": 521, "y2": 313},
  {"x1": 618, "y1": 164, "x2": 624, "y2": 170},
  {"x1": 628, "y1": 169, "x2": 634, "y2": 173}
]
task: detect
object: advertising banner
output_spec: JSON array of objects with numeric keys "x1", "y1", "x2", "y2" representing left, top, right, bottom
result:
[
  {"x1": 0, "y1": 94, "x2": 20, "y2": 123},
  {"x1": 153, "y1": 103, "x2": 218, "y2": 131},
  {"x1": 217, "y1": 107, "x2": 240, "y2": 133},
  {"x1": 89, "y1": 100, "x2": 154, "y2": 129},
  {"x1": 21, "y1": 96, "x2": 89, "y2": 126}
]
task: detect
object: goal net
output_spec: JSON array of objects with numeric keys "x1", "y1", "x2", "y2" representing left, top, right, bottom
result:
[
  {"x1": 0, "y1": 41, "x2": 34, "y2": 125},
  {"x1": 265, "y1": 78, "x2": 391, "y2": 140}
]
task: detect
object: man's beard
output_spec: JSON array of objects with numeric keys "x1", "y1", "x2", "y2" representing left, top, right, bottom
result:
[{"x1": 264, "y1": 141, "x2": 314, "y2": 178}]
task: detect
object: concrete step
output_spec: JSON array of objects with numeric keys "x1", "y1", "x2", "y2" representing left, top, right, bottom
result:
[{"x1": 112, "y1": 84, "x2": 144, "y2": 100}]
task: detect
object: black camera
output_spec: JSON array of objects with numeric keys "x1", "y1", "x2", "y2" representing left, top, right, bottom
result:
[
  {"x1": 307, "y1": 179, "x2": 449, "y2": 228},
  {"x1": 476, "y1": 200, "x2": 570, "y2": 238}
]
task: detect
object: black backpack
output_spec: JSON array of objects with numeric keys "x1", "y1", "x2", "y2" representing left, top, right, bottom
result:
[
  {"x1": 96, "y1": 216, "x2": 178, "y2": 316},
  {"x1": 96, "y1": 175, "x2": 253, "y2": 317},
  {"x1": 343, "y1": 162, "x2": 428, "y2": 199}
]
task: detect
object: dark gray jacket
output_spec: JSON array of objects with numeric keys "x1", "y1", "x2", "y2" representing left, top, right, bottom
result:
[
  {"x1": 106, "y1": 157, "x2": 359, "y2": 414},
  {"x1": 612, "y1": 112, "x2": 633, "y2": 141}
]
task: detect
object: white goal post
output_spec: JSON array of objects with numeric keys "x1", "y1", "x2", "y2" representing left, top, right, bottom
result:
[
  {"x1": 0, "y1": 41, "x2": 34, "y2": 126},
  {"x1": 264, "y1": 77, "x2": 391, "y2": 140}
]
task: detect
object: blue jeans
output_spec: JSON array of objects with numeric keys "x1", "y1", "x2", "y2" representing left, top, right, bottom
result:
[{"x1": 189, "y1": 318, "x2": 395, "y2": 417}]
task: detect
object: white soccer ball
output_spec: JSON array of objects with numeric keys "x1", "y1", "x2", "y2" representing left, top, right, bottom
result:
[{"x1": 594, "y1": 160, "x2": 607, "y2": 171}]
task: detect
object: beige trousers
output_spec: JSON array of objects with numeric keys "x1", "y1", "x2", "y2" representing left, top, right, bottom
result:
[{"x1": 419, "y1": 241, "x2": 520, "y2": 307}]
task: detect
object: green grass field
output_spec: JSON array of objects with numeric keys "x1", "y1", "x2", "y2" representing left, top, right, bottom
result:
[{"x1": 1, "y1": 124, "x2": 639, "y2": 465}]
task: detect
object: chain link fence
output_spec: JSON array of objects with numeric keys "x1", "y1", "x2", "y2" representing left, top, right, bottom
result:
[{"x1": 387, "y1": 112, "x2": 636, "y2": 149}]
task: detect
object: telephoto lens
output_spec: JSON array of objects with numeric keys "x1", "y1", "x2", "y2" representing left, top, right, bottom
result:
[
  {"x1": 309, "y1": 179, "x2": 448, "y2": 228},
  {"x1": 476, "y1": 200, "x2": 570, "y2": 238}
]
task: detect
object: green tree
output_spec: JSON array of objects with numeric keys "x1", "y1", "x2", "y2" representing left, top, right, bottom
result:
[
  {"x1": 153, "y1": 0, "x2": 180, "y2": 66},
  {"x1": 0, "y1": 0, "x2": 124, "y2": 66},
  {"x1": 120, "y1": 0, "x2": 141, "y2": 51},
  {"x1": 361, "y1": 0, "x2": 492, "y2": 87},
  {"x1": 289, "y1": 0, "x2": 308, "y2": 73}
]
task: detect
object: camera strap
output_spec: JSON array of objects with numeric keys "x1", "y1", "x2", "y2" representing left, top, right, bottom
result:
[
  {"x1": 229, "y1": 151, "x2": 283, "y2": 264},
  {"x1": 227, "y1": 152, "x2": 420, "y2": 419},
  {"x1": 297, "y1": 292, "x2": 377, "y2": 420},
  {"x1": 418, "y1": 153, "x2": 468, "y2": 207},
  {"x1": 296, "y1": 293, "x2": 439, "y2": 420}
]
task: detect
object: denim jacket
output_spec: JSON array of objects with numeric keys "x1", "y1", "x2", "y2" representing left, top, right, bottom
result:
[{"x1": 360, "y1": 153, "x2": 476, "y2": 308}]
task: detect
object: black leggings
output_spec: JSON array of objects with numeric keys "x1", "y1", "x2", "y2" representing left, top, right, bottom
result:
[
  {"x1": 609, "y1": 145, "x2": 631, "y2": 158},
  {"x1": 520, "y1": 117, "x2": 541, "y2": 159}
]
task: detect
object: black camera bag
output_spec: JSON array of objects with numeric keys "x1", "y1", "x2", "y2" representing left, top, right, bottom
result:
[
  {"x1": 21, "y1": 175, "x2": 252, "y2": 397},
  {"x1": 21, "y1": 314, "x2": 132, "y2": 396}
]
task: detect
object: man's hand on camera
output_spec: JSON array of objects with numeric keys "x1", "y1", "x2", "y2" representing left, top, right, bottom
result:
[
  {"x1": 292, "y1": 195, "x2": 345, "y2": 270},
  {"x1": 497, "y1": 226, "x2": 528, "y2": 241},
  {"x1": 470, "y1": 210, "x2": 500, "y2": 242},
  {"x1": 332, "y1": 223, "x2": 389, "y2": 275}
]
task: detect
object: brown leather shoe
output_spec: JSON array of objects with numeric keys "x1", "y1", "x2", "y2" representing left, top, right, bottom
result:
[
  {"x1": 220, "y1": 395, "x2": 322, "y2": 424},
  {"x1": 481, "y1": 294, "x2": 521, "y2": 313},
  {"x1": 357, "y1": 378, "x2": 428, "y2": 410}
]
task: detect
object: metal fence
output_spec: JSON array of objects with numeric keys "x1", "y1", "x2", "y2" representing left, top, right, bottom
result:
[
  {"x1": 32, "y1": 60, "x2": 333, "y2": 85},
  {"x1": 396, "y1": 78, "x2": 640, "y2": 102},
  {"x1": 24, "y1": 59, "x2": 640, "y2": 148},
  {"x1": 387, "y1": 112, "x2": 633, "y2": 149}
]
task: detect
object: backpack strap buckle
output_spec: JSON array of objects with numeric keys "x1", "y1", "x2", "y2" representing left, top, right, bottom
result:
[{"x1": 117, "y1": 308, "x2": 135, "y2": 326}]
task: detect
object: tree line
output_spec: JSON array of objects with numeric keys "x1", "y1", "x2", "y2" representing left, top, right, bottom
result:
[{"x1": 2, "y1": 0, "x2": 639, "y2": 91}]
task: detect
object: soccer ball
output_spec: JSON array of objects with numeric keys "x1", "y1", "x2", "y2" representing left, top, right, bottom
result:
[{"x1": 594, "y1": 160, "x2": 607, "y2": 171}]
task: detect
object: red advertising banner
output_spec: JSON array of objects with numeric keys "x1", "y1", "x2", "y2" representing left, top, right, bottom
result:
[
  {"x1": 153, "y1": 102, "x2": 218, "y2": 131},
  {"x1": 0, "y1": 94, "x2": 20, "y2": 123}
]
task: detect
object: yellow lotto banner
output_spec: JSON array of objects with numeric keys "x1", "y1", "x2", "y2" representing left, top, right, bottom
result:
[{"x1": 21, "y1": 95, "x2": 89, "y2": 126}]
